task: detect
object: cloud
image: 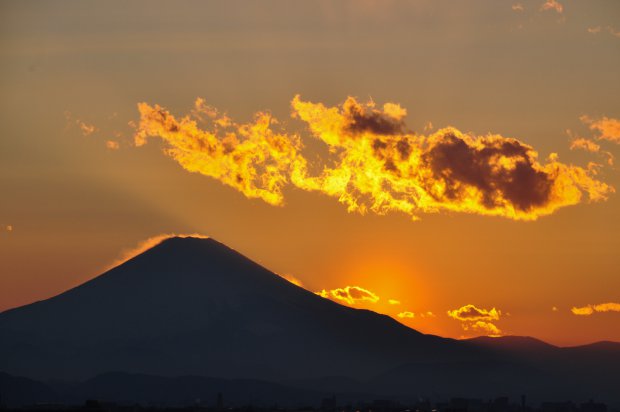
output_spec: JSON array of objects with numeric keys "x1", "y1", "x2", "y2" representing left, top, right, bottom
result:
[
  {"x1": 447, "y1": 304, "x2": 501, "y2": 322},
  {"x1": 568, "y1": 132, "x2": 614, "y2": 166},
  {"x1": 588, "y1": 26, "x2": 620, "y2": 38},
  {"x1": 388, "y1": 299, "x2": 401, "y2": 305},
  {"x1": 65, "y1": 111, "x2": 97, "y2": 136},
  {"x1": 133, "y1": 96, "x2": 613, "y2": 221},
  {"x1": 448, "y1": 304, "x2": 502, "y2": 337},
  {"x1": 571, "y1": 302, "x2": 620, "y2": 316},
  {"x1": 316, "y1": 285, "x2": 379, "y2": 306},
  {"x1": 106, "y1": 140, "x2": 120, "y2": 150},
  {"x1": 466, "y1": 321, "x2": 501, "y2": 336},
  {"x1": 512, "y1": 3, "x2": 524, "y2": 12},
  {"x1": 570, "y1": 138, "x2": 600, "y2": 153},
  {"x1": 581, "y1": 115, "x2": 620, "y2": 144},
  {"x1": 540, "y1": 0, "x2": 563, "y2": 13},
  {"x1": 396, "y1": 310, "x2": 435, "y2": 320},
  {"x1": 420, "y1": 311, "x2": 435, "y2": 318}
]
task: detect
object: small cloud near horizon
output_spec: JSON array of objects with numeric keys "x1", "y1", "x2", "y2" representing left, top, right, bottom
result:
[
  {"x1": 316, "y1": 285, "x2": 379, "y2": 306},
  {"x1": 571, "y1": 302, "x2": 620, "y2": 316},
  {"x1": 448, "y1": 304, "x2": 502, "y2": 337}
]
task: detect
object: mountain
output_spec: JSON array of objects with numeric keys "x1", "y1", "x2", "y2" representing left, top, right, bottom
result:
[
  {"x1": 0, "y1": 237, "x2": 475, "y2": 382},
  {"x1": 1, "y1": 236, "x2": 619, "y2": 407}
]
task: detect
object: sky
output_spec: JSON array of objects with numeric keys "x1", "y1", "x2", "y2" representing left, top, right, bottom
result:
[{"x1": 1, "y1": 0, "x2": 619, "y2": 346}]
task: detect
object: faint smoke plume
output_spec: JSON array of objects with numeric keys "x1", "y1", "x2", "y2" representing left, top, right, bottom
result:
[
  {"x1": 571, "y1": 302, "x2": 620, "y2": 316},
  {"x1": 105, "y1": 233, "x2": 210, "y2": 271},
  {"x1": 133, "y1": 96, "x2": 613, "y2": 221},
  {"x1": 279, "y1": 273, "x2": 304, "y2": 287}
]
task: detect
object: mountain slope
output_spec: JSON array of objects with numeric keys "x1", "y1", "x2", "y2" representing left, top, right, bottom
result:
[
  {"x1": 1, "y1": 236, "x2": 619, "y2": 406},
  {"x1": 0, "y1": 237, "x2": 474, "y2": 381}
]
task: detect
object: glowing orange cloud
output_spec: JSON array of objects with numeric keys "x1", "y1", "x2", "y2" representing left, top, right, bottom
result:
[
  {"x1": 571, "y1": 302, "x2": 620, "y2": 316},
  {"x1": 448, "y1": 304, "x2": 502, "y2": 337},
  {"x1": 570, "y1": 138, "x2": 600, "y2": 153},
  {"x1": 388, "y1": 299, "x2": 401, "y2": 305},
  {"x1": 447, "y1": 304, "x2": 500, "y2": 321},
  {"x1": 569, "y1": 136, "x2": 614, "y2": 166},
  {"x1": 540, "y1": 0, "x2": 563, "y2": 13},
  {"x1": 581, "y1": 115, "x2": 620, "y2": 144},
  {"x1": 133, "y1": 96, "x2": 613, "y2": 221},
  {"x1": 397, "y1": 311, "x2": 414, "y2": 319},
  {"x1": 106, "y1": 140, "x2": 120, "y2": 150},
  {"x1": 467, "y1": 321, "x2": 502, "y2": 336},
  {"x1": 316, "y1": 285, "x2": 379, "y2": 306}
]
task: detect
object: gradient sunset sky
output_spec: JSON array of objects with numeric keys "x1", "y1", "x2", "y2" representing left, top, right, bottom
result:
[{"x1": 1, "y1": 0, "x2": 619, "y2": 346}]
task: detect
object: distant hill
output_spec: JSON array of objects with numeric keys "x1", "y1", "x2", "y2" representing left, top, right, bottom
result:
[{"x1": 1, "y1": 236, "x2": 618, "y2": 407}]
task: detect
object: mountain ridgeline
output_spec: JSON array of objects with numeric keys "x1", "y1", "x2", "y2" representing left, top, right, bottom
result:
[{"x1": 1, "y1": 237, "x2": 619, "y2": 407}]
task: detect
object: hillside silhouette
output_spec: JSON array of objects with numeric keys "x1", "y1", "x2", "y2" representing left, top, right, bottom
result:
[{"x1": 1, "y1": 236, "x2": 619, "y2": 407}]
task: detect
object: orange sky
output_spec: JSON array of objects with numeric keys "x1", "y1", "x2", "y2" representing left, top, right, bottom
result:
[{"x1": 1, "y1": 0, "x2": 619, "y2": 346}]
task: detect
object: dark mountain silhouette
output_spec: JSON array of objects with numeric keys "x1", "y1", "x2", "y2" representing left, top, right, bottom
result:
[
  {"x1": 0, "y1": 372, "x2": 58, "y2": 407},
  {"x1": 0, "y1": 237, "x2": 475, "y2": 381},
  {"x1": 0, "y1": 236, "x2": 619, "y2": 407}
]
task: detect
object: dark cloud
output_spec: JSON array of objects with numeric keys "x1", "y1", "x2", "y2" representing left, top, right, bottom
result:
[{"x1": 424, "y1": 134, "x2": 553, "y2": 211}]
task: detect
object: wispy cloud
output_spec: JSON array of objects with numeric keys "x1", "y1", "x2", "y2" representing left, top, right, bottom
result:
[
  {"x1": 388, "y1": 299, "x2": 401, "y2": 305},
  {"x1": 512, "y1": 3, "x2": 524, "y2": 12},
  {"x1": 395, "y1": 310, "x2": 435, "y2": 321},
  {"x1": 133, "y1": 96, "x2": 612, "y2": 221},
  {"x1": 588, "y1": 26, "x2": 620, "y2": 38},
  {"x1": 580, "y1": 115, "x2": 620, "y2": 144},
  {"x1": 316, "y1": 285, "x2": 380, "y2": 306},
  {"x1": 65, "y1": 111, "x2": 98, "y2": 136},
  {"x1": 570, "y1": 137, "x2": 601, "y2": 153},
  {"x1": 571, "y1": 302, "x2": 620, "y2": 316},
  {"x1": 540, "y1": 0, "x2": 563, "y2": 14},
  {"x1": 106, "y1": 140, "x2": 120, "y2": 150}
]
